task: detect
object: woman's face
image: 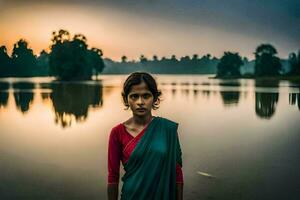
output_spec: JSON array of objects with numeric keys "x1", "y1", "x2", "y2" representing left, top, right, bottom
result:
[{"x1": 127, "y1": 81, "x2": 154, "y2": 117}]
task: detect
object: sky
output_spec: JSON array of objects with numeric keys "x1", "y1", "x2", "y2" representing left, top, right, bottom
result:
[{"x1": 0, "y1": 0, "x2": 299, "y2": 61}]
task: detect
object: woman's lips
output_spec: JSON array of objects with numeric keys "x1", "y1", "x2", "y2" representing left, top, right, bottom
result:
[{"x1": 136, "y1": 108, "x2": 146, "y2": 111}]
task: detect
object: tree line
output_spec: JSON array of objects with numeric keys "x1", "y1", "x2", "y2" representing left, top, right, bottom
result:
[
  {"x1": 0, "y1": 29, "x2": 299, "y2": 79},
  {"x1": 216, "y1": 44, "x2": 300, "y2": 78},
  {"x1": 0, "y1": 29, "x2": 105, "y2": 80},
  {"x1": 103, "y1": 53, "x2": 219, "y2": 74}
]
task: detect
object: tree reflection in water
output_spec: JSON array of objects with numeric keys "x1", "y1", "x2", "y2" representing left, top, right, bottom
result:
[
  {"x1": 255, "y1": 92, "x2": 279, "y2": 119},
  {"x1": 289, "y1": 91, "x2": 300, "y2": 111},
  {"x1": 255, "y1": 80, "x2": 279, "y2": 119},
  {"x1": 220, "y1": 91, "x2": 240, "y2": 106},
  {"x1": 219, "y1": 80, "x2": 241, "y2": 106},
  {"x1": 0, "y1": 82, "x2": 9, "y2": 108},
  {"x1": 12, "y1": 82, "x2": 35, "y2": 113},
  {"x1": 42, "y1": 82, "x2": 103, "y2": 128}
]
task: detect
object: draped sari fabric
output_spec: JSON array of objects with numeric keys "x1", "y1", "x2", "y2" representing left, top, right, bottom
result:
[{"x1": 120, "y1": 116, "x2": 182, "y2": 200}]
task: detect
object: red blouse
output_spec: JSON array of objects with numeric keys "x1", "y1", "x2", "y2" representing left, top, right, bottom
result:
[{"x1": 108, "y1": 122, "x2": 184, "y2": 185}]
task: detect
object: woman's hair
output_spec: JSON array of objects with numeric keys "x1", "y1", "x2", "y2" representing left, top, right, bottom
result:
[{"x1": 122, "y1": 71, "x2": 162, "y2": 110}]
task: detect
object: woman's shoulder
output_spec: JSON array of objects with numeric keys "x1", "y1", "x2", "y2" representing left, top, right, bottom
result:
[
  {"x1": 110, "y1": 123, "x2": 124, "y2": 136},
  {"x1": 157, "y1": 116, "x2": 179, "y2": 128}
]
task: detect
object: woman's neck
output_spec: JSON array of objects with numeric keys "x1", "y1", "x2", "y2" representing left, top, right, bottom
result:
[{"x1": 132, "y1": 113, "x2": 153, "y2": 126}]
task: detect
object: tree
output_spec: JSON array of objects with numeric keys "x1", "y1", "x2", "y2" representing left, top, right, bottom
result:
[
  {"x1": 243, "y1": 57, "x2": 249, "y2": 63},
  {"x1": 254, "y1": 44, "x2": 282, "y2": 76},
  {"x1": 180, "y1": 55, "x2": 191, "y2": 62},
  {"x1": 11, "y1": 39, "x2": 37, "y2": 76},
  {"x1": 50, "y1": 31, "x2": 90, "y2": 80},
  {"x1": 36, "y1": 50, "x2": 50, "y2": 76},
  {"x1": 49, "y1": 29, "x2": 104, "y2": 80},
  {"x1": 288, "y1": 50, "x2": 300, "y2": 75},
  {"x1": 152, "y1": 55, "x2": 158, "y2": 62},
  {"x1": 192, "y1": 54, "x2": 199, "y2": 60},
  {"x1": 171, "y1": 55, "x2": 177, "y2": 62},
  {"x1": 121, "y1": 55, "x2": 127, "y2": 63},
  {"x1": 0, "y1": 46, "x2": 11, "y2": 76},
  {"x1": 202, "y1": 54, "x2": 211, "y2": 60},
  {"x1": 140, "y1": 54, "x2": 147, "y2": 63},
  {"x1": 216, "y1": 52, "x2": 243, "y2": 77},
  {"x1": 88, "y1": 47, "x2": 105, "y2": 78},
  {"x1": 160, "y1": 56, "x2": 166, "y2": 61}
]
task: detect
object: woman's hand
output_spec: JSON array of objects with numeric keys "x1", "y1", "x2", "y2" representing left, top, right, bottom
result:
[
  {"x1": 176, "y1": 183, "x2": 183, "y2": 200},
  {"x1": 107, "y1": 184, "x2": 119, "y2": 200}
]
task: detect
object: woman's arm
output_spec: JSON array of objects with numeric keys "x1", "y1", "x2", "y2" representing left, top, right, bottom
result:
[
  {"x1": 107, "y1": 128, "x2": 121, "y2": 200},
  {"x1": 176, "y1": 130, "x2": 184, "y2": 200},
  {"x1": 176, "y1": 183, "x2": 183, "y2": 200},
  {"x1": 107, "y1": 184, "x2": 119, "y2": 200}
]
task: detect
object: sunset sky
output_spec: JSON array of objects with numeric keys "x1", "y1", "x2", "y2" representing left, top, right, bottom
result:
[{"x1": 0, "y1": 0, "x2": 299, "y2": 61}]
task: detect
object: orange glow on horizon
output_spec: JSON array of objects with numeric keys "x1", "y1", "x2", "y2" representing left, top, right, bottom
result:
[{"x1": 0, "y1": 3, "x2": 294, "y2": 61}]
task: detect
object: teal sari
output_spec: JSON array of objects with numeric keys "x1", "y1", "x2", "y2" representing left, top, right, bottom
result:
[{"x1": 121, "y1": 116, "x2": 182, "y2": 200}]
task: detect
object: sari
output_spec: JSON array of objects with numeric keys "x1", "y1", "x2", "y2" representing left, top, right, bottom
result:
[{"x1": 120, "y1": 116, "x2": 182, "y2": 200}]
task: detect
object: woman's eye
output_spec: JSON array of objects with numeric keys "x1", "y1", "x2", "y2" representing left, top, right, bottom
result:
[
  {"x1": 143, "y1": 94, "x2": 151, "y2": 98},
  {"x1": 130, "y1": 94, "x2": 138, "y2": 99}
]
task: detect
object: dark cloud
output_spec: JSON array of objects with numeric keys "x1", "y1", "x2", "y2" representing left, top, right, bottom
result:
[{"x1": 1, "y1": 0, "x2": 299, "y2": 50}]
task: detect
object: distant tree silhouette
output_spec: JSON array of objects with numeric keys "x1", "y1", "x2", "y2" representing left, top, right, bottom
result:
[
  {"x1": 88, "y1": 47, "x2": 105, "y2": 78},
  {"x1": 243, "y1": 57, "x2": 249, "y2": 63},
  {"x1": 216, "y1": 52, "x2": 243, "y2": 77},
  {"x1": 161, "y1": 56, "x2": 167, "y2": 61},
  {"x1": 288, "y1": 50, "x2": 300, "y2": 75},
  {"x1": 171, "y1": 55, "x2": 177, "y2": 62},
  {"x1": 36, "y1": 50, "x2": 50, "y2": 76},
  {"x1": 49, "y1": 29, "x2": 104, "y2": 80},
  {"x1": 153, "y1": 55, "x2": 158, "y2": 62},
  {"x1": 201, "y1": 54, "x2": 211, "y2": 61},
  {"x1": 0, "y1": 46, "x2": 11, "y2": 76},
  {"x1": 11, "y1": 39, "x2": 37, "y2": 76},
  {"x1": 192, "y1": 54, "x2": 199, "y2": 60},
  {"x1": 50, "y1": 30, "x2": 87, "y2": 80},
  {"x1": 104, "y1": 52, "x2": 219, "y2": 74},
  {"x1": 254, "y1": 44, "x2": 282, "y2": 76},
  {"x1": 121, "y1": 55, "x2": 127, "y2": 63},
  {"x1": 140, "y1": 54, "x2": 147, "y2": 63},
  {"x1": 180, "y1": 55, "x2": 191, "y2": 62}
]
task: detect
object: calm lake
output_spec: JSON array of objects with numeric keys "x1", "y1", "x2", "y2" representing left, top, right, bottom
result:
[{"x1": 0, "y1": 75, "x2": 300, "y2": 200}]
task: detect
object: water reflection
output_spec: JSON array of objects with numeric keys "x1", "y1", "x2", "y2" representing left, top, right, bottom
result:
[
  {"x1": 201, "y1": 90, "x2": 210, "y2": 98},
  {"x1": 218, "y1": 80, "x2": 241, "y2": 106},
  {"x1": 12, "y1": 82, "x2": 35, "y2": 114},
  {"x1": 0, "y1": 81, "x2": 104, "y2": 127},
  {"x1": 255, "y1": 80, "x2": 279, "y2": 119},
  {"x1": 0, "y1": 82, "x2": 9, "y2": 107},
  {"x1": 289, "y1": 88, "x2": 300, "y2": 111},
  {"x1": 41, "y1": 82, "x2": 103, "y2": 128},
  {"x1": 255, "y1": 93, "x2": 279, "y2": 119},
  {"x1": 220, "y1": 91, "x2": 240, "y2": 106},
  {"x1": 0, "y1": 77, "x2": 298, "y2": 126},
  {"x1": 1, "y1": 76, "x2": 300, "y2": 200}
]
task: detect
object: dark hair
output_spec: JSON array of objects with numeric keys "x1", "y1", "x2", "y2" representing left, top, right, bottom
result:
[{"x1": 122, "y1": 71, "x2": 162, "y2": 110}]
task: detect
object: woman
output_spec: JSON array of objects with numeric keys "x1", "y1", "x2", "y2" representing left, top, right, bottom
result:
[{"x1": 107, "y1": 72, "x2": 184, "y2": 200}]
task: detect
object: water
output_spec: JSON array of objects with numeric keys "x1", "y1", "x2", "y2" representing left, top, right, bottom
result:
[{"x1": 0, "y1": 75, "x2": 299, "y2": 200}]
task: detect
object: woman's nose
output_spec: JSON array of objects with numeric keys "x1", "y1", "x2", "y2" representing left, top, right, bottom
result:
[{"x1": 137, "y1": 97, "x2": 144, "y2": 104}]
